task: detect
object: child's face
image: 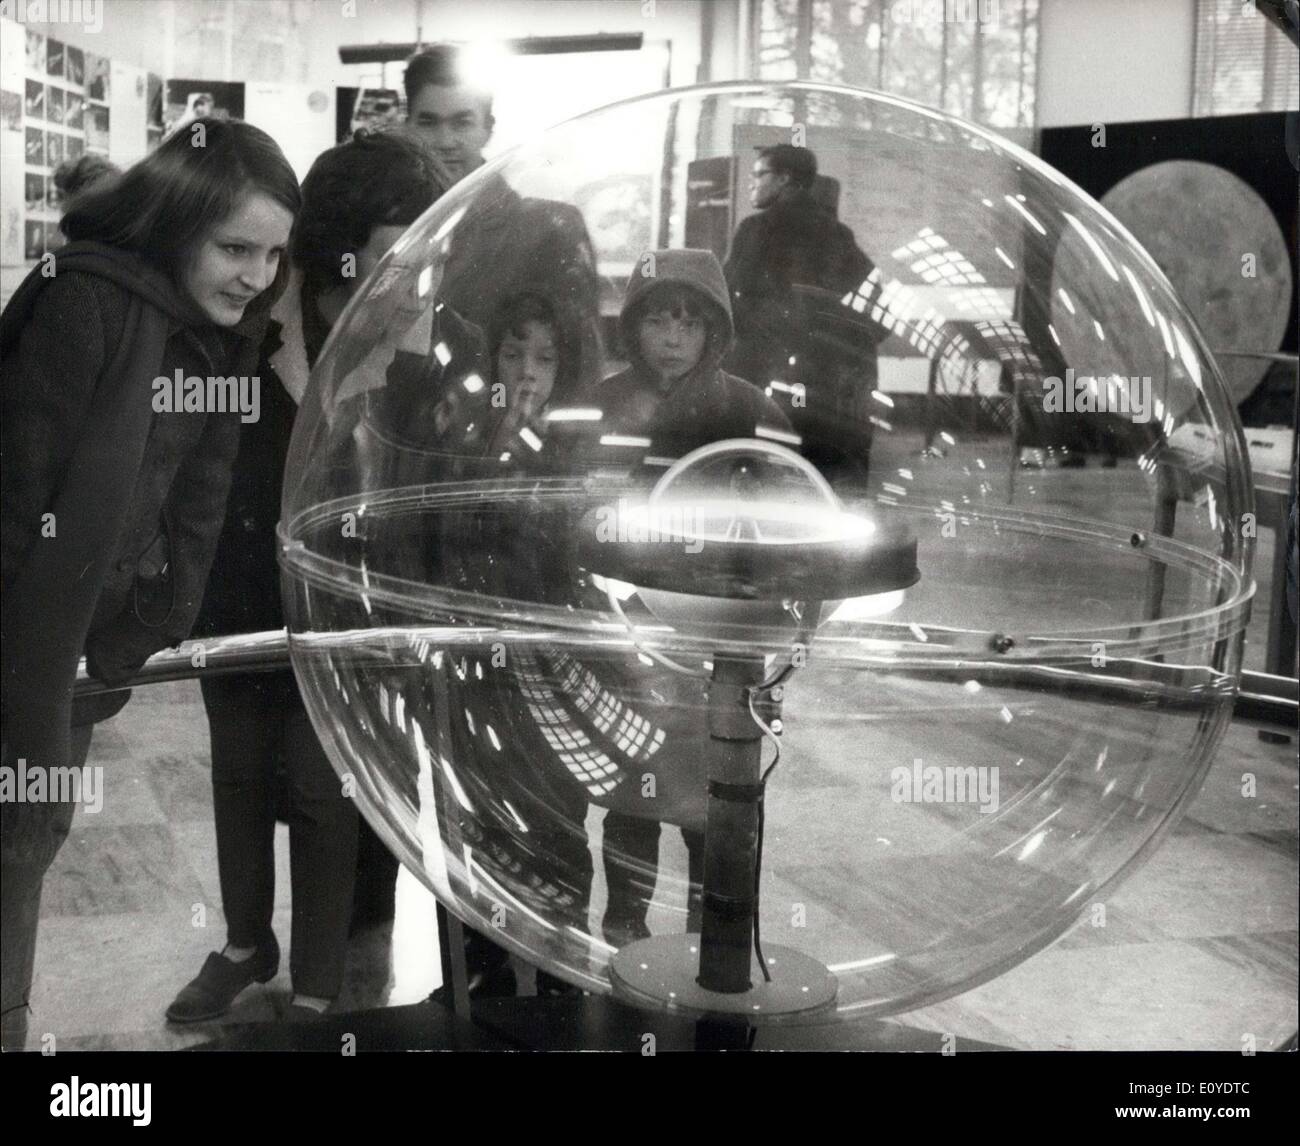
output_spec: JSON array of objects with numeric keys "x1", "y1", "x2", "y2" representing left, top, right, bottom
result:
[
  {"x1": 496, "y1": 319, "x2": 558, "y2": 420},
  {"x1": 638, "y1": 307, "x2": 707, "y2": 385}
]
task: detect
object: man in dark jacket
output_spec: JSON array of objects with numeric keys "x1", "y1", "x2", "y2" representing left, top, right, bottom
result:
[
  {"x1": 724, "y1": 145, "x2": 878, "y2": 484},
  {"x1": 404, "y1": 44, "x2": 603, "y2": 391}
]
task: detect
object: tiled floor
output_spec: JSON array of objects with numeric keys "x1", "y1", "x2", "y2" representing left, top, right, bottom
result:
[{"x1": 17, "y1": 441, "x2": 1299, "y2": 1052}]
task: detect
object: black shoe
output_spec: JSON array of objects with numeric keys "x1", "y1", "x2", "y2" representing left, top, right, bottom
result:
[{"x1": 165, "y1": 936, "x2": 280, "y2": 1023}]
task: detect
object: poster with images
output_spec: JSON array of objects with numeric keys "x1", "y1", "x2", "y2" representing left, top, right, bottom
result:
[
  {"x1": 87, "y1": 53, "x2": 110, "y2": 102},
  {"x1": 66, "y1": 45, "x2": 84, "y2": 88},
  {"x1": 2, "y1": 90, "x2": 21, "y2": 132},
  {"x1": 66, "y1": 134, "x2": 84, "y2": 160},
  {"x1": 48, "y1": 86, "x2": 64, "y2": 126},
  {"x1": 26, "y1": 30, "x2": 43, "y2": 73},
  {"x1": 46, "y1": 130, "x2": 63, "y2": 166},
  {"x1": 163, "y1": 80, "x2": 244, "y2": 137},
  {"x1": 65, "y1": 93, "x2": 84, "y2": 130},
  {"x1": 25, "y1": 173, "x2": 44, "y2": 212},
  {"x1": 25, "y1": 80, "x2": 45, "y2": 120},
  {"x1": 46, "y1": 177, "x2": 59, "y2": 210},
  {"x1": 26, "y1": 126, "x2": 44, "y2": 166},
  {"x1": 86, "y1": 104, "x2": 109, "y2": 151},
  {"x1": 340, "y1": 87, "x2": 403, "y2": 140},
  {"x1": 25, "y1": 219, "x2": 43, "y2": 260},
  {"x1": 46, "y1": 38, "x2": 63, "y2": 79}
]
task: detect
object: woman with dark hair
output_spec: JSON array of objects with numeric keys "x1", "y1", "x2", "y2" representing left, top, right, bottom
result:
[
  {"x1": 0, "y1": 119, "x2": 299, "y2": 1051},
  {"x1": 166, "y1": 129, "x2": 455, "y2": 1024}
]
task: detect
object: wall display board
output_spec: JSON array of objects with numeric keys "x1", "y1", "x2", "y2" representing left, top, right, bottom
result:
[
  {"x1": 4, "y1": 21, "x2": 88, "y2": 262},
  {"x1": 247, "y1": 83, "x2": 333, "y2": 182},
  {"x1": 0, "y1": 13, "x2": 159, "y2": 273},
  {"x1": 163, "y1": 78, "x2": 245, "y2": 138},
  {"x1": 109, "y1": 61, "x2": 147, "y2": 168}
]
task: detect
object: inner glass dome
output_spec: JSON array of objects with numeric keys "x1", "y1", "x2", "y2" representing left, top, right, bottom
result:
[{"x1": 280, "y1": 81, "x2": 1254, "y2": 1024}]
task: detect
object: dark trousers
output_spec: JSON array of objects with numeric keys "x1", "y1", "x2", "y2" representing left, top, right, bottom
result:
[
  {"x1": 201, "y1": 673, "x2": 358, "y2": 999},
  {"x1": 601, "y1": 811, "x2": 705, "y2": 943},
  {"x1": 1, "y1": 722, "x2": 94, "y2": 1051}
]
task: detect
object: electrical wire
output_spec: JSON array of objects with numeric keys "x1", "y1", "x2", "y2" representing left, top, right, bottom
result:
[{"x1": 748, "y1": 683, "x2": 785, "y2": 984}]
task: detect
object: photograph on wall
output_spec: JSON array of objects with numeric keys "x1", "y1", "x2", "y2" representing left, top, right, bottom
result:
[
  {"x1": 46, "y1": 37, "x2": 63, "y2": 79},
  {"x1": 65, "y1": 92, "x2": 84, "y2": 131},
  {"x1": 1, "y1": 89, "x2": 21, "y2": 132},
  {"x1": 163, "y1": 79, "x2": 244, "y2": 137},
  {"x1": 45, "y1": 176, "x2": 59, "y2": 210},
  {"x1": 86, "y1": 104, "x2": 109, "y2": 151},
  {"x1": 25, "y1": 218, "x2": 43, "y2": 260},
  {"x1": 86, "y1": 53, "x2": 110, "y2": 102},
  {"x1": 66, "y1": 45, "x2": 84, "y2": 88},
  {"x1": 25, "y1": 172, "x2": 44, "y2": 212},
  {"x1": 66, "y1": 134, "x2": 84, "y2": 160},
  {"x1": 25, "y1": 29, "x2": 43, "y2": 73},
  {"x1": 47, "y1": 86, "x2": 64, "y2": 126},
  {"x1": 26, "y1": 125, "x2": 44, "y2": 166},
  {"x1": 46, "y1": 129, "x2": 63, "y2": 166},
  {"x1": 25, "y1": 80, "x2": 45, "y2": 121},
  {"x1": 339, "y1": 87, "x2": 403, "y2": 141}
]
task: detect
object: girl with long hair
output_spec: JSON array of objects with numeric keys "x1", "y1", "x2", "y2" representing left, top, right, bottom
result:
[{"x1": 0, "y1": 119, "x2": 300, "y2": 1050}]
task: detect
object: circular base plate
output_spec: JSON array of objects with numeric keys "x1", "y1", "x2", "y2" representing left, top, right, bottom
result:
[{"x1": 609, "y1": 936, "x2": 838, "y2": 1021}]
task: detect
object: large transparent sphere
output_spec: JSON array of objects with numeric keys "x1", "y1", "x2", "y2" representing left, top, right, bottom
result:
[{"x1": 280, "y1": 82, "x2": 1253, "y2": 1023}]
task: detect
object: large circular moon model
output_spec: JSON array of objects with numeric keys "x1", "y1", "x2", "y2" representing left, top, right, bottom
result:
[{"x1": 1097, "y1": 159, "x2": 1290, "y2": 408}]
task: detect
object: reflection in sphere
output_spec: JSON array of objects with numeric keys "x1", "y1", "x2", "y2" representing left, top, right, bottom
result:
[{"x1": 279, "y1": 82, "x2": 1253, "y2": 1024}]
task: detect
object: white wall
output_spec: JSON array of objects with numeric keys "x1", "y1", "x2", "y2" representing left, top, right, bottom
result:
[{"x1": 1037, "y1": 0, "x2": 1196, "y2": 128}]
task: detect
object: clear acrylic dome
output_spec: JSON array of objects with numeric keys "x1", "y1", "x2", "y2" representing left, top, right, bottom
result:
[{"x1": 280, "y1": 82, "x2": 1254, "y2": 1024}]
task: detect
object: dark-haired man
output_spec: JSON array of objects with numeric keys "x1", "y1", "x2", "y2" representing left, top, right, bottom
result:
[
  {"x1": 403, "y1": 45, "x2": 602, "y2": 1000},
  {"x1": 404, "y1": 44, "x2": 602, "y2": 388},
  {"x1": 724, "y1": 144, "x2": 877, "y2": 483},
  {"x1": 404, "y1": 45, "x2": 493, "y2": 184},
  {"x1": 724, "y1": 144, "x2": 873, "y2": 379}
]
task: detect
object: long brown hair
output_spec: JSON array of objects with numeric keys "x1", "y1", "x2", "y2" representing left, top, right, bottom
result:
[{"x1": 63, "y1": 119, "x2": 301, "y2": 289}]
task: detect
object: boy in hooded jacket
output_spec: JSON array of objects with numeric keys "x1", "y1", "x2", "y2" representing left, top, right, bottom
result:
[
  {"x1": 568, "y1": 249, "x2": 791, "y2": 942},
  {"x1": 578, "y1": 248, "x2": 789, "y2": 467}
]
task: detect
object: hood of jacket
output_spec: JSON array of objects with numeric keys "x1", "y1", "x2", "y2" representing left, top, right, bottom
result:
[{"x1": 618, "y1": 248, "x2": 734, "y2": 390}]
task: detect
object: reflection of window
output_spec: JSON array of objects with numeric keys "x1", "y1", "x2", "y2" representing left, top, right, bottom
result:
[
  {"x1": 756, "y1": 0, "x2": 1040, "y2": 129},
  {"x1": 1193, "y1": 0, "x2": 1299, "y2": 115}
]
